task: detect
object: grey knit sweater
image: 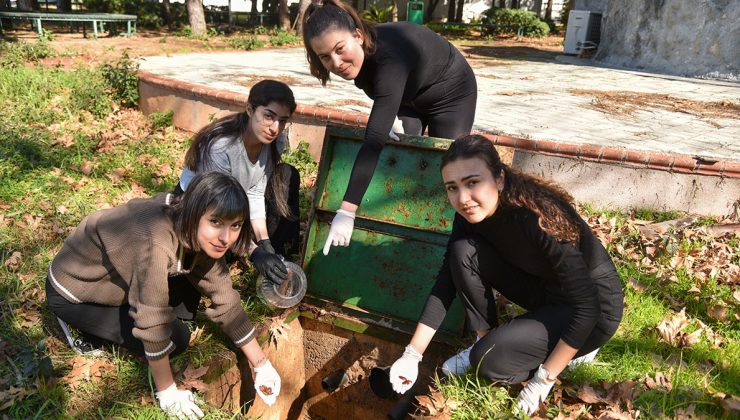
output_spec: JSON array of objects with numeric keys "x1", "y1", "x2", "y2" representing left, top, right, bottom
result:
[{"x1": 48, "y1": 193, "x2": 255, "y2": 360}]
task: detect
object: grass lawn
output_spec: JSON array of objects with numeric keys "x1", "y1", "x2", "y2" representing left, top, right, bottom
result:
[{"x1": 0, "y1": 36, "x2": 738, "y2": 419}]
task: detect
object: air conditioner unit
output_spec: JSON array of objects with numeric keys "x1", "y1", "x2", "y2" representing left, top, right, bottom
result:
[{"x1": 564, "y1": 10, "x2": 602, "y2": 55}]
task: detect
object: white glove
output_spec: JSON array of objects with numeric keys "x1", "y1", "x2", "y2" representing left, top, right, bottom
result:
[
  {"x1": 388, "y1": 116, "x2": 405, "y2": 141},
  {"x1": 254, "y1": 360, "x2": 281, "y2": 406},
  {"x1": 322, "y1": 209, "x2": 356, "y2": 255},
  {"x1": 155, "y1": 383, "x2": 204, "y2": 419},
  {"x1": 516, "y1": 365, "x2": 556, "y2": 416},
  {"x1": 389, "y1": 344, "x2": 423, "y2": 394}
]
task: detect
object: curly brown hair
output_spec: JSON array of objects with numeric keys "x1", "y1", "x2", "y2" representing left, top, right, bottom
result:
[
  {"x1": 441, "y1": 135, "x2": 583, "y2": 244},
  {"x1": 301, "y1": 0, "x2": 377, "y2": 86}
]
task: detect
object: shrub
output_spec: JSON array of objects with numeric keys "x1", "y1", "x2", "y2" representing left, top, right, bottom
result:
[
  {"x1": 67, "y1": 68, "x2": 114, "y2": 118},
  {"x1": 268, "y1": 30, "x2": 301, "y2": 47},
  {"x1": 101, "y1": 50, "x2": 140, "y2": 108},
  {"x1": 483, "y1": 7, "x2": 550, "y2": 37},
  {"x1": 0, "y1": 40, "x2": 55, "y2": 68},
  {"x1": 362, "y1": 4, "x2": 394, "y2": 23},
  {"x1": 149, "y1": 110, "x2": 174, "y2": 130},
  {"x1": 226, "y1": 36, "x2": 266, "y2": 50}
]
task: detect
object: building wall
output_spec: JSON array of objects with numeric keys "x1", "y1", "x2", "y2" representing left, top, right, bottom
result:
[{"x1": 585, "y1": 0, "x2": 739, "y2": 79}]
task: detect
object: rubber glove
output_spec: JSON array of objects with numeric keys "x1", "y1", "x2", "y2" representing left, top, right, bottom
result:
[
  {"x1": 155, "y1": 383, "x2": 204, "y2": 420},
  {"x1": 516, "y1": 364, "x2": 556, "y2": 416},
  {"x1": 322, "y1": 209, "x2": 355, "y2": 255},
  {"x1": 388, "y1": 116, "x2": 405, "y2": 141},
  {"x1": 250, "y1": 239, "x2": 288, "y2": 285},
  {"x1": 389, "y1": 344, "x2": 423, "y2": 394},
  {"x1": 254, "y1": 360, "x2": 281, "y2": 406}
]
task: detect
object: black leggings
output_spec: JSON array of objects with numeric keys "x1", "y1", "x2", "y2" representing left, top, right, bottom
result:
[
  {"x1": 448, "y1": 236, "x2": 621, "y2": 384},
  {"x1": 46, "y1": 276, "x2": 198, "y2": 358},
  {"x1": 398, "y1": 52, "x2": 477, "y2": 139},
  {"x1": 174, "y1": 163, "x2": 301, "y2": 257}
]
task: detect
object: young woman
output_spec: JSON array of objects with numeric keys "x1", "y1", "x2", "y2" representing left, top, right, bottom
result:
[
  {"x1": 302, "y1": 0, "x2": 478, "y2": 255},
  {"x1": 178, "y1": 79, "x2": 300, "y2": 286},
  {"x1": 387, "y1": 136, "x2": 624, "y2": 415},
  {"x1": 47, "y1": 172, "x2": 282, "y2": 418}
]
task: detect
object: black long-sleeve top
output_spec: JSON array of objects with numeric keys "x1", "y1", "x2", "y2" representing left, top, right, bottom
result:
[
  {"x1": 343, "y1": 22, "x2": 459, "y2": 204},
  {"x1": 419, "y1": 207, "x2": 624, "y2": 349}
]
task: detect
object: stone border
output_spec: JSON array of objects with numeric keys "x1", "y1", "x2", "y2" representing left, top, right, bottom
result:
[{"x1": 138, "y1": 70, "x2": 740, "y2": 179}]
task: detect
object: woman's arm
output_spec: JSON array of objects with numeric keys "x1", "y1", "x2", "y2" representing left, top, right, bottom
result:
[
  {"x1": 149, "y1": 356, "x2": 175, "y2": 391},
  {"x1": 409, "y1": 322, "x2": 437, "y2": 354},
  {"x1": 250, "y1": 218, "x2": 269, "y2": 242},
  {"x1": 542, "y1": 340, "x2": 579, "y2": 379}
]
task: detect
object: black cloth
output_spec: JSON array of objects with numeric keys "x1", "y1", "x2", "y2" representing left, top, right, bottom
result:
[
  {"x1": 442, "y1": 235, "x2": 620, "y2": 384},
  {"x1": 344, "y1": 22, "x2": 478, "y2": 205},
  {"x1": 419, "y1": 208, "x2": 623, "y2": 350},
  {"x1": 172, "y1": 163, "x2": 300, "y2": 257},
  {"x1": 46, "y1": 275, "x2": 196, "y2": 357}
]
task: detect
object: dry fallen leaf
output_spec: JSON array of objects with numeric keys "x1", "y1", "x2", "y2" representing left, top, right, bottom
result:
[
  {"x1": 4, "y1": 251, "x2": 22, "y2": 271},
  {"x1": 62, "y1": 355, "x2": 115, "y2": 390},
  {"x1": 576, "y1": 384, "x2": 603, "y2": 404},
  {"x1": 656, "y1": 308, "x2": 688, "y2": 346},
  {"x1": 644, "y1": 372, "x2": 672, "y2": 393}
]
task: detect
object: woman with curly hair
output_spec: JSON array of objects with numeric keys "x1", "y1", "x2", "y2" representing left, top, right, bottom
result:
[
  {"x1": 301, "y1": 0, "x2": 477, "y2": 255},
  {"x1": 387, "y1": 135, "x2": 624, "y2": 415}
]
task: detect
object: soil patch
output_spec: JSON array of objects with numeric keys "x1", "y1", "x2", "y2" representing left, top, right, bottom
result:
[{"x1": 570, "y1": 89, "x2": 740, "y2": 122}]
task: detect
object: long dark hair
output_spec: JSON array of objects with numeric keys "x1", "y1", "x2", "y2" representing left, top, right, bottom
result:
[
  {"x1": 302, "y1": 0, "x2": 377, "y2": 86},
  {"x1": 183, "y1": 80, "x2": 297, "y2": 219},
  {"x1": 441, "y1": 135, "x2": 582, "y2": 244},
  {"x1": 168, "y1": 172, "x2": 252, "y2": 256}
]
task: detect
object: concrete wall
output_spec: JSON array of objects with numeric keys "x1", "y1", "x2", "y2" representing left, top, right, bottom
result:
[
  {"x1": 593, "y1": 0, "x2": 740, "y2": 79},
  {"x1": 513, "y1": 151, "x2": 740, "y2": 217},
  {"x1": 574, "y1": 0, "x2": 608, "y2": 14}
]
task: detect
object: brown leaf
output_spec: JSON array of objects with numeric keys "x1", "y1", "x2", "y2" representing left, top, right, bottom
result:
[
  {"x1": 4, "y1": 251, "x2": 22, "y2": 272},
  {"x1": 52, "y1": 133, "x2": 75, "y2": 148},
  {"x1": 644, "y1": 372, "x2": 672, "y2": 392},
  {"x1": 62, "y1": 356, "x2": 115, "y2": 390},
  {"x1": 720, "y1": 395, "x2": 740, "y2": 412},
  {"x1": 732, "y1": 289, "x2": 740, "y2": 303},
  {"x1": 674, "y1": 403, "x2": 697, "y2": 419},
  {"x1": 656, "y1": 308, "x2": 687, "y2": 346},
  {"x1": 707, "y1": 305, "x2": 728, "y2": 321},
  {"x1": 182, "y1": 378, "x2": 208, "y2": 393},
  {"x1": 595, "y1": 408, "x2": 636, "y2": 420},
  {"x1": 628, "y1": 277, "x2": 647, "y2": 292},
  {"x1": 79, "y1": 160, "x2": 94, "y2": 175},
  {"x1": 183, "y1": 364, "x2": 209, "y2": 380},
  {"x1": 576, "y1": 384, "x2": 603, "y2": 404},
  {"x1": 679, "y1": 328, "x2": 702, "y2": 348}
]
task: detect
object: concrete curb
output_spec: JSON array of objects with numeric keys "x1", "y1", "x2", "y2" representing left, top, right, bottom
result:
[{"x1": 138, "y1": 70, "x2": 740, "y2": 179}]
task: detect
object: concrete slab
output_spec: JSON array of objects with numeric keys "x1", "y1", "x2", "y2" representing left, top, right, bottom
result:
[{"x1": 138, "y1": 47, "x2": 740, "y2": 216}]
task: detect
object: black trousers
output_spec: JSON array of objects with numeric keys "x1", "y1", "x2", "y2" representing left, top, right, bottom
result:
[
  {"x1": 398, "y1": 50, "x2": 478, "y2": 140},
  {"x1": 173, "y1": 163, "x2": 301, "y2": 257},
  {"x1": 46, "y1": 276, "x2": 197, "y2": 358},
  {"x1": 448, "y1": 236, "x2": 621, "y2": 384}
]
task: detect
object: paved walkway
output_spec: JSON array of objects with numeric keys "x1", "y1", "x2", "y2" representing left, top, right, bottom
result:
[{"x1": 139, "y1": 47, "x2": 740, "y2": 163}]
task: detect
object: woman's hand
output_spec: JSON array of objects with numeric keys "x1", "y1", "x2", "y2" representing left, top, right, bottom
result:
[
  {"x1": 253, "y1": 360, "x2": 281, "y2": 406},
  {"x1": 155, "y1": 383, "x2": 204, "y2": 419},
  {"x1": 389, "y1": 344, "x2": 423, "y2": 394},
  {"x1": 322, "y1": 209, "x2": 356, "y2": 255},
  {"x1": 516, "y1": 364, "x2": 556, "y2": 416},
  {"x1": 250, "y1": 239, "x2": 288, "y2": 285}
]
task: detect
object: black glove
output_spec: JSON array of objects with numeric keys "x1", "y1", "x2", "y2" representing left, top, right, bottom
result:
[{"x1": 250, "y1": 239, "x2": 288, "y2": 285}]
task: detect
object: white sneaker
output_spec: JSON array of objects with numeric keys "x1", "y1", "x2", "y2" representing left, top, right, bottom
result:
[
  {"x1": 566, "y1": 348, "x2": 599, "y2": 370},
  {"x1": 57, "y1": 317, "x2": 104, "y2": 356},
  {"x1": 441, "y1": 338, "x2": 479, "y2": 376}
]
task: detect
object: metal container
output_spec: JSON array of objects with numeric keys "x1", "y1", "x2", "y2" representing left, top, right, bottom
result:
[{"x1": 303, "y1": 125, "x2": 465, "y2": 335}]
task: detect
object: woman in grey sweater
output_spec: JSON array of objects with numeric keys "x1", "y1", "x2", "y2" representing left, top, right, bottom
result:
[
  {"x1": 178, "y1": 79, "x2": 300, "y2": 287},
  {"x1": 47, "y1": 172, "x2": 281, "y2": 418}
]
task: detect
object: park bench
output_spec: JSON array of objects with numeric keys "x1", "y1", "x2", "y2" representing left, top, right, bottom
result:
[{"x1": 0, "y1": 11, "x2": 137, "y2": 38}]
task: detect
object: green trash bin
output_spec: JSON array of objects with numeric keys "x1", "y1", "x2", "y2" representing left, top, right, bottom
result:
[{"x1": 406, "y1": 1, "x2": 424, "y2": 24}]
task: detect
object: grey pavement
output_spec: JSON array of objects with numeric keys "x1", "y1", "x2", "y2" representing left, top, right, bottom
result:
[{"x1": 139, "y1": 47, "x2": 740, "y2": 162}]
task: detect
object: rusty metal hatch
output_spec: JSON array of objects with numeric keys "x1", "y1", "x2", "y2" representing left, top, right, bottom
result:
[{"x1": 302, "y1": 125, "x2": 465, "y2": 336}]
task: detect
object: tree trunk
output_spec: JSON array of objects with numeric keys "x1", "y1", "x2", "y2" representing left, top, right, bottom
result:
[
  {"x1": 498, "y1": 0, "x2": 505, "y2": 8},
  {"x1": 447, "y1": 0, "x2": 456, "y2": 22},
  {"x1": 426, "y1": 0, "x2": 441, "y2": 21},
  {"x1": 391, "y1": 0, "x2": 398, "y2": 22},
  {"x1": 544, "y1": 0, "x2": 553, "y2": 20},
  {"x1": 161, "y1": 0, "x2": 172, "y2": 28},
  {"x1": 56, "y1": 0, "x2": 71, "y2": 11},
  {"x1": 454, "y1": 0, "x2": 464, "y2": 22},
  {"x1": 186, "y1": 0, "x2": 207, "y2": 35},
  {"x1": 278, "y1": 0, "x2": 289, "y2": 29},
  {"x1": 292, "y1": 0, "x2": 310, "y2": 32},
  {"x1": 511, "y1": 0, "x2": 519, "y2": 9},
  {"x1": 251, "y1": 0, "x2": 258, "y2": 14},
  {"x1": 17, "y1": 0, "x2": 40, "y2": 10}
]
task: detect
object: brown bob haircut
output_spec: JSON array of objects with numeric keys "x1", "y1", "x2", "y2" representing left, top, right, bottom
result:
[
  {"x1": 168, "y1": 171, "x2": 252, "y2": 256},
  {"x1": 302, "y1": 0, "x2": 377, "y2": 86}
]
